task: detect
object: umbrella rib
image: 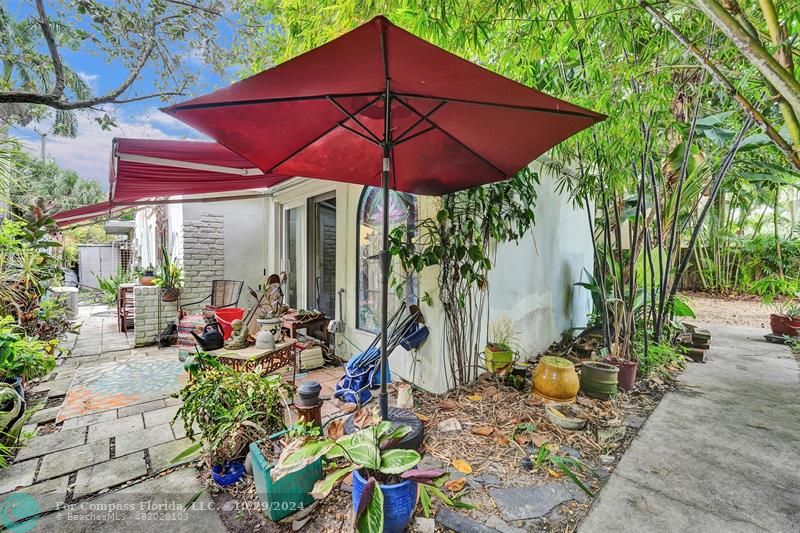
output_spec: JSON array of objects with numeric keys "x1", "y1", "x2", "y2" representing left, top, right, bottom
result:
[
  {"x1": 326, "y1": 96, "x2": 382, "y2": 144},
  {"x1": 339, "y1": 123, "x2": 381, "y2": 145},
  {"x1": 394, "y1": 92, "x2": 602, "y2": 120},
  {"x1": 166, "y1": 92, "x2": 382, "y2": 112},
  {"x1": 393, "y1": 126, "x2": 436, "y2": 146},
  {"x1": 267, "y1": 96, "x2": 383, "y2": 173},
  {"x1": 393, "y1": 101, "x2": 447, "y2": 144},
  {"x1": 394, "y1": 96, "x2": 510, "y2": 178}
]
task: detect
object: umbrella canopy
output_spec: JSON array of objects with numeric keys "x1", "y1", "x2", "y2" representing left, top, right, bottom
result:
[
  {"x1": 163, "y1": 15, "x2": 605, "y2": 419},
  {"x1": 163, "y1": 16, "x2": 604, "y2": 195},
  {"x1": 54, "y1": 200, "x2": 126, "y2": 227}
]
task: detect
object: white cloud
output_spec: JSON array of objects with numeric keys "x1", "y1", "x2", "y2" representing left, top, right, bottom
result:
[
  {"x1": 77, "y1": 71, "x2": 100, "y2": 92},
  {"x1": 18, "y1": 109, "x2": 206, "y2": 191}
]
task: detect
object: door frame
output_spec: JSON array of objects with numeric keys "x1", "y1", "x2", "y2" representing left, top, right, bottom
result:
[{"x1": 306, "y1": 191, "x2": 337, "y2": 317}]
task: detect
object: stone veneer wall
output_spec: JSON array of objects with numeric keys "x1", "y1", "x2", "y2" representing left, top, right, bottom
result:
[
  {"x1": 133, "y1": 286, "x2": 181, "y2": 347},
  {"x1": 181, "y1": 212, "x2": 225, "y2": 306}
]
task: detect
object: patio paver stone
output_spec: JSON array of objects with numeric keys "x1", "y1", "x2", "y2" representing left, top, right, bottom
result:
[
  {"x1": 16, "y1": 426, "x2": 87, "y2": 461},
  {"x1": 114, "y1": 423, "x2": 175, "y2": 456},
  {"x1": 148, "y1": 437, "x2": 199, "y2": 473},
  {"x1": 37, "y1": 440, "x2": 109, "y2": 481},
  {"x1": 117, "y1": 399, "x2": 167, "y2": 418},
  {"x1": 62, "y1": 409, "x2": 118, "y2": 430},
  {"x1": 0, "y1": 459, "x2": 38, "y2": 494},
  {"x1": 29, "y1": 405, "x2": 60, "y2": 424},
  {"x1": 490, "y1": 484, "x2": 574, "y2": 521},
  {"x1": 143, "y1": 405, "x2": 180, "y2": 428},
  {"x1": 87, "y1": 414, "x2": 144, "y2": 442},
  {"x1": 0, "y1": 475, "x2": 69, "y2": 524},
  {"x1": 73, "y1": 452, "x2": 147, "y2": 496}
]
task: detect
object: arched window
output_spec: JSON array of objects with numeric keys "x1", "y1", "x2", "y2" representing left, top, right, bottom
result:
[{"x1": 356, "y1": 187, "x2": 418, "y2": 333}]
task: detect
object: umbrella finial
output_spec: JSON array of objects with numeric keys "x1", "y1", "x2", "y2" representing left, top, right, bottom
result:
[{"x1": 373, "y1": 15, "x2": 390, "y2": 33}]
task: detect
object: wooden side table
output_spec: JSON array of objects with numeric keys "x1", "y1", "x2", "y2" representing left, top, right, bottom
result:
[
  {"x1": 208, "y1": 339, "x2": 299, "y2": 383},
  {"x1": 282, "y1": 314, "x2": 330, "y2": 349}
]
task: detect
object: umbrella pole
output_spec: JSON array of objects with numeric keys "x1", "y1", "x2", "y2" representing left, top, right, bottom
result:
[{"x1": 379, "y1": 82, "x2": 391, "y2": 421}]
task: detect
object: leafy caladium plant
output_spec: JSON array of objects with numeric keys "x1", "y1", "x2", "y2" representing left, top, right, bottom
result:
[{"x1": 271, "y1": 420, "x2": 446, "y2": 532}]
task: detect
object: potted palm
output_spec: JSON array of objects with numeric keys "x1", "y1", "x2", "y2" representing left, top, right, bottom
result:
[
  {"x1": 153, "y1": 243, "x2": 183, "y2": 302},
  {"x1": 484, "y1": 317, "x2": 517, "y2": 374},
  {"x1": 271, "y1": 414, "x2": 455, "y2": 533}
]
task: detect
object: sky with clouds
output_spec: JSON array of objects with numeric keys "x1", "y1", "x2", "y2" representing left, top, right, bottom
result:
[{"x1": 7, "y1": 1, "x2": 246, "y2": 191}]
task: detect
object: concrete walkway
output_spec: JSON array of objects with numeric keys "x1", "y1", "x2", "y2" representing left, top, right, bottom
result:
[{"x1": 580, "y1": 325, "x2": 800, "y2": 533}]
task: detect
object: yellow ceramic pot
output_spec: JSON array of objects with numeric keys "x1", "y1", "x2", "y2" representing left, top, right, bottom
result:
[{"x1": 532, "y1": 356, "x2": 579, "y2": 403}]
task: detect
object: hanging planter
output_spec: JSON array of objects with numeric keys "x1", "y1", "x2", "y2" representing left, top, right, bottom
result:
[
  {"x1": 580, "y1": 361, "x2": 619, "y2": 400},
  {"x1": 160, "y1": 287, "x2": 181, "y2": 302},
  {"x1": 532, "y1": 356, "x2": 580, "y2": 403}
]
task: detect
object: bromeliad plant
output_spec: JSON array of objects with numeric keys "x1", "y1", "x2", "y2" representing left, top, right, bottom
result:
[{"x1": 271, "y1": 419, "x2": 458, "y2": 532}]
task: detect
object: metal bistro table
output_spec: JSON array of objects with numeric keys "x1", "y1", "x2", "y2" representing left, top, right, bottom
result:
[{"x1": 208, "y1": 338, "x2": 299, "y2": 383}]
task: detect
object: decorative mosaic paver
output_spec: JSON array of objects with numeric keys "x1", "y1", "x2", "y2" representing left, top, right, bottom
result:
[{"x1": 57, "y1": 354, "x2": 187, "y2": 421}]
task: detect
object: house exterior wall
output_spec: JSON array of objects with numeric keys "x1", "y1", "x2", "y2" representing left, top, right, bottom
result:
[{"x1": 487, "y1": 170, "x2": 594, "y2": 358}]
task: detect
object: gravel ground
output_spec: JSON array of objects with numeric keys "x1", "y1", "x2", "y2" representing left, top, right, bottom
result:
[{"x1": 680, "y1": 291, "x2": 769, "y2": 329}]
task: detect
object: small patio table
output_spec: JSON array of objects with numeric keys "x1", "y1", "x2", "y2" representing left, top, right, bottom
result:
[
  {"x1": 208, "y1": 338, "x2": 299, "y2": 383},
  {"x1": 282, "y1": 312, "x2": 330, "y2": 350}
]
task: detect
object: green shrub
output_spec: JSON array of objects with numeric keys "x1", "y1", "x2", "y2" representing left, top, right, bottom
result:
[
  {"x1": 0, "y1": 316, "x2": 57, "y2": 381},
  {"x1": 173, "y1": 366, "x2": 291, "y2": 467},
  {"x1": 636, "y1": 342, "x2": 685, "y2": 378}
]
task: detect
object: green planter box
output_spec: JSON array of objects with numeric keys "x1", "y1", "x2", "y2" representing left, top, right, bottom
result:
[
  {"x1": 249, "y1": 441, "x2": 323, "y2": 521},
  {"x1": 484, "y1": 347, "x2": 514, "y2": 373}
]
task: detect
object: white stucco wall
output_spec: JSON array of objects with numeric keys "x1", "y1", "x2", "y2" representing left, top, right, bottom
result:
[{"x1": 487, "y1": 170, "x2": 594, "y2": 360}]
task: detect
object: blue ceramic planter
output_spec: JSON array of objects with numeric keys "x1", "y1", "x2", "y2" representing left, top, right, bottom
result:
[{"x1": 352, "y1": 469, "x2": 418, "y2": 533}]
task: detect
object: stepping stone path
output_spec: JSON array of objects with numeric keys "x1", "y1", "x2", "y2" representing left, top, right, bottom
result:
[{"x1": 489, "y1": 483, "x2": 575, "y2": 521}]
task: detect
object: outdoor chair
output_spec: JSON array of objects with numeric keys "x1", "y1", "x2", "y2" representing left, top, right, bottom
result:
[
  {"x1": 179, "y1": 279, "x2": 244, "y2": 315},
  {"x1": 178, "y1": 279, "x2": 244, "y2": 357}
]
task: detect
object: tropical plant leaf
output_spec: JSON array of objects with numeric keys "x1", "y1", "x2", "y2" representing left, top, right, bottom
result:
[
  {"x1": 171, "y1": 441, "x2": 202, "y2": 463},
  {"x1": 328, "y1": 430, "x2": 379, "y2": 469},
  {"x1": 671, "y1": 296, "x2": 696, "y2": 318},
  {"x1": 356, "y1": 479, "x2": 384, "y2": 533},
  {"x1": 271, "y1": 438, "x2": 335, "y2": 481},
  {"x1": 551, "y1": 456, "x2": 594, "y2": 497},
  {"x1": 400, "y1": 468, "x2": 446, "y2": 484},
  {"x1": 310, "y1": 465, "x2": 357, "y2": 499},
  {"x1": 378, "y1": 448, "x2": 421, "y2": 474},
  {"x1": 419, "y1": 484, "x2": 432, "y2": 517}
]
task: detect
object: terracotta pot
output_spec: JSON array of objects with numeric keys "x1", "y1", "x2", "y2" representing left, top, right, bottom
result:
[
  {"x1": 140, "y1": 276, "x2": 156, "y2": 286},
  {"x1": 580, "y1": 361, "x2": 619, "y2": 400},
  {"x1": 532, "y1": 356, "x2": 580, "y2": 403},
  {"x1": 770, "y1": 314, "x2": 800, "y2": 337},
  {"x1": 605, "y1": 357, "x2": 638, "y2": 391}
]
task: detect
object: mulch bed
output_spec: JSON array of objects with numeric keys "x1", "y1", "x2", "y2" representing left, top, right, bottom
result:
[{"x1": 203, "y1": 362, "x2": 683, "y2": 532}]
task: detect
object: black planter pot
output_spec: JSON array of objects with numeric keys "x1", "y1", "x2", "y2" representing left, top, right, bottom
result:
[{"x1": 3, "y1": 377, "x2": 24, "y2": 401}]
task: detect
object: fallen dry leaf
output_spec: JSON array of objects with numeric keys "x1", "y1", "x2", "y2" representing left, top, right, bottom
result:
[
  {"x1": 471, "y1": 426, "x2": 494, "y2": 436},
  {"x1": 439, "y1": 400, "x2": 459, "y2": 410},
  {"x1": 547, "y1": 468, "x2": 562, "y2": 478},
  {"x1": 353, "y1": 408, "x2": 373, "y2": 429},
  {"x1": 327, "y1": 419, "x2": 345, "y2": 440},
  {"x1": 341, "y1": 403, "x2": 357, "y2": 414},
  {"x1": 416, "y1": 413, "x2": 430, "y2": 421},
  {"x1": 444, "y1": 478, "x2": 467, "y2": 492},
  {"x1": 466, "y1": 395, "x2": 482, "y2": 402},
  {"x1": 514, "y1": 434, "x2": 530, "y2": 445},
  {"x1": 525, "y1": 398, "x2": 544, "y2": 407},
  {"x1": 529, "y1": 433, "x2": 549, "y2": 447},
  {"x1": 493, "y1": 435, "x2": 510, "y2": 447},
  {"x1": 451, "y1": 459, "x2": 473, "y2": 474}
]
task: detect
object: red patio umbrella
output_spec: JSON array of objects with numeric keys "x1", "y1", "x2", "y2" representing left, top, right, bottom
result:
[{"x1": 163, "y1": 15, "x2": 604, "y2": 420}]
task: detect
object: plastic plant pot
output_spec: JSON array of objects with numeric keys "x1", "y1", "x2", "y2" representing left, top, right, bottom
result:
[
  {"x1": 352, "y1": 468, "x2": 418, "y2": 533},
  {"x1": 249, "y1": 441, "x2": 322, "y2": 521},
  {"x1": 605, "y1": 357, "x2": 638, "y2": 391},
  {"x1": 211, "y1": 461, "x2": 245, "y2": 487},
  {"x1": 579, "y1": 361, "x2": 619, "y2": 400}
]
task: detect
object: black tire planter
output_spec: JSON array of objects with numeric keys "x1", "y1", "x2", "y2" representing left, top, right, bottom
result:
[
  {"x1": 343, "y1": 407, "x2": 424, "y2": 450},
  {"x1": 580, "y1": 361, "x2": 620, "y2": 400}
]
